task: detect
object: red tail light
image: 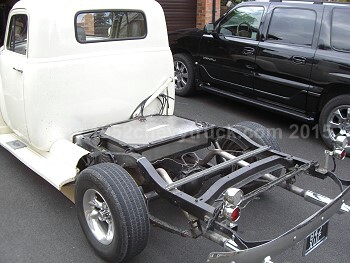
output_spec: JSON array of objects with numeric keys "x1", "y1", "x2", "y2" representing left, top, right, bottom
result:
[
  {"x1": 231, "y1": 207, "x2": 241, "y2": 222},
  {"x1": 223, "y1": 206, "x2": 241, "y2": 222},
  {"x1": 334, "y1": 148, "x2": 346, "y2": 160}
]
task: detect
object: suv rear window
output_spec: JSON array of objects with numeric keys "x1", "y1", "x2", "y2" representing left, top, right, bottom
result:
[
  {"x1": 331, "y1": 8, "x2": 350, "y2": 52},
  {"x1": 75, "y1": 11, "x2": 146, "y2": 43},
  {"x1": 267, "y1": 8, "x2": 316, "y2": 46}
]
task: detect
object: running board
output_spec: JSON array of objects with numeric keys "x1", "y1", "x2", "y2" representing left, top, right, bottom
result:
[
  {"x1": 0, "y1": 133, "x2": 81, "y2": 190},
  {"x1": 199, "y1": 84, "x2": 314, "y2": 123}
]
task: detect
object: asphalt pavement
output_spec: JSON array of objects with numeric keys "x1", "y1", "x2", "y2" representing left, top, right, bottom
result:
[{"x1": 0, "y1": 93, "x2": 349, "y2": 263}]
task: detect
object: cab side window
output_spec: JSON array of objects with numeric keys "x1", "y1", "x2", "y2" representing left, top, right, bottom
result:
[
  {"x1": 217, "y1": 6, "x2": 264, "y2": 40},
  {"x1": 6, "y1": 14, "x2": 28, "y2": 55},
  {"x1": 267, "y1": 8, "x2": 316, "y2": 46},
  {"x1": 331, "y1": 8, "x2": 350, "y2": 52}
]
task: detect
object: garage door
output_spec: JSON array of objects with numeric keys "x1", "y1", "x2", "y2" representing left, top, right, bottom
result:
[{"x1": 156, "y1": 0, "x2": 197, "y2": 32}]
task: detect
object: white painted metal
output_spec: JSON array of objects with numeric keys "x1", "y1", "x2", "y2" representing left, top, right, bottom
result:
[
  {"x1": 0, "y1": 8, "x2": 28, "y2": 140},
  {"x1": 0, "y1": 0, "x2": 175, "y2": 151},
  {"x1": 0, "y1": 50, "x2": 28, "y2": 139},
  {"x1": 0, "y1": 134, "x2": 88, "y2": 189},
  {"x1": 49, "y1": 139, "x2": 89, "y2": 169},
  {"x1": 0, "y1": 111, "x2": 11, "y2": 134}
]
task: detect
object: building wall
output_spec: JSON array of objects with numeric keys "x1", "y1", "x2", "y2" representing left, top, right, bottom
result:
[
  {"x1": 156, "y1": 0, "x2": 197, "y2": 32},
  {"x1": 156, "y1": 0, "x2": 221, "y2": 31},
  {"x1": 196, "y1": 0, "x2": 221, "y2": 29}
]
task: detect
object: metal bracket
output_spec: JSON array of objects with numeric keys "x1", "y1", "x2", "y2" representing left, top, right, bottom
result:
[
  {"x1": 187, "y1": 215, "x2": 202, "y2": 238},
  {"x1": 149, "y1": 214, "x2": 192, "y2": 238}
]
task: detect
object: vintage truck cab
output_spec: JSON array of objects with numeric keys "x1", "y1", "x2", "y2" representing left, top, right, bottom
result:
[
  {"x1": 0, "y1": 1, "x2": 349, "y2": 263},
  {"x1": 0, "y1": 0, "x2": 174, "y2": 151},
  {"x1": 0, "y1": 0, "x2": 174, "y2": 188}
]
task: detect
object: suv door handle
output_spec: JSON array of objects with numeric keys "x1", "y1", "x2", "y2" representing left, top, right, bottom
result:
[
  {"x1": 246, "y1": 64, "x2": 255, "y2": 70},
  {"x1": 291, "y1": 56, "x2": 306, "y2": 65},
  {"x1": 242, "y1": 47, "x2": 255, "y2": 55}
]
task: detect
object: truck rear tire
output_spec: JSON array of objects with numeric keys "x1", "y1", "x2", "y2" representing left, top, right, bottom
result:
[
  {"x1": 173, "y1": 53, "x2": 195, "y2": 96},
  {"x1": 75, "y1": 163, "x2": 149, "y2": 262}
]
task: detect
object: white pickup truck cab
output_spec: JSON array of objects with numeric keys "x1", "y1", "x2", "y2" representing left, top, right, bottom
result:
[
  {"x1": 0, "y1": 0, "x2": 174, "y2": 188},
  {"x1": 0, "y1": 1, "x2": 349, "y2": 263}
]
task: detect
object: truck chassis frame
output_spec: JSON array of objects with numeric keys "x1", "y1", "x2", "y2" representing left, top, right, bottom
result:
[{"x1": 72, "y1": 115, "x2": 350, "y2": 262}]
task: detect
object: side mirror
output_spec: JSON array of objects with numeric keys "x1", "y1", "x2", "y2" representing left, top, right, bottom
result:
[{"x1": 204, "y1": 23, "x2": 215, "y2": 34}]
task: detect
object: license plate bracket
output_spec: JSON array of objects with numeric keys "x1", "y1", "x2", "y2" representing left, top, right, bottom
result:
[{"x1": 303, "y1": 221, "x2": 329, "y2": 256}]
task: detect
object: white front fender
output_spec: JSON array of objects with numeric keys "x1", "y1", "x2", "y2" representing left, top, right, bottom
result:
[
  {"x1": 0, "y1": 134, "x2": 89, "y2": 190},
  {"x1": 49, "y1": 139, "x2": 89, "y2": 172}
]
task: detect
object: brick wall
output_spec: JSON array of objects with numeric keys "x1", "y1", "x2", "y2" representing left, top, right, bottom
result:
[
  {"x1": 81, "y1": 14, "x2": 94, "y2": 35},
  {"x1": 196, "y1": 0, "x2": 221, "y2": 29}
]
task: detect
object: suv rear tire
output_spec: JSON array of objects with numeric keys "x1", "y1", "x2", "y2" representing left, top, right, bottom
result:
[{"x1": 319, "y1": 95, "x2": 350, "y2": 149}]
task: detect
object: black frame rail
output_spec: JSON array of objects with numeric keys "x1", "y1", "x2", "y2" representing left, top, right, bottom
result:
[{"x1": 75, "y1": 123, "x2": 349, "y2": 239}]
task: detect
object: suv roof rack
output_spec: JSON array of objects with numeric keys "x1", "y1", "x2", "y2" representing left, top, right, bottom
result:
[
  {"x1": 269, "y1": 0, "x2": 350, "y2": 5},
  {"x1": 269, "y1": 0, "x2": 322, "y2": 4}
]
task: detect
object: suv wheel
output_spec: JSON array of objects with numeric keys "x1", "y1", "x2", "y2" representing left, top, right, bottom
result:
[
  {"x1": 173, "y1": 53, "x2": 195, "y2": 96},
  {"x1": 319, "y1": 95, "x2": 350, "y2": 149}
]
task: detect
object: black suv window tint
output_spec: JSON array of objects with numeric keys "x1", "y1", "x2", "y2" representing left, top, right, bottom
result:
[
  {"x1": 267, "y1": 8, "x2": 316, "y2": 46},
  {"x1": 6, "y1": 14, "x2": 28, "y2": 55},
  {"x1": 75, "y1": 11, "x2": 146, "y2": 43},
  {"x1": 218, "y1": 6, "x2": 264, "y2": 40},
  {"x1": 331, "y1": 8, "x2": 350, "y2": 52}
]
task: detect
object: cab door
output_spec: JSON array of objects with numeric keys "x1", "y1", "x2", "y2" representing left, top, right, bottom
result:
[
  {"x1": 198, "y1": 5, "x2": 265, "y2": 94},
  {"x1": 0, "y1": 12, "x2": 28, "y2": 138}
]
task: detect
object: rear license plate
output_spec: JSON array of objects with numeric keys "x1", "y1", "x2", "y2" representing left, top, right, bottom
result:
[{"x1": 303, "y1": 221, "x2": 329, "y2": 256}]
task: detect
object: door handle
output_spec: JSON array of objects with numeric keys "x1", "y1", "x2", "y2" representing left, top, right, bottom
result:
[
  {"x1": 291, "y1": 56, "x2": 306, "y2": 65},
  {"x1": 246, "y1": 64, "x2": 255, "y2": 70},
  {"x1": 13, "y1": 67, "x2": 23, "y2": 73},
  {"x1": 242, "y1": 47, "x2": 255, "y2": 55}
]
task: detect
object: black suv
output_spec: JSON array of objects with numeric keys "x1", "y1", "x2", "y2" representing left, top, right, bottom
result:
[{"x1": 170, "y1": 0, "x2": 350, "y2": 148}]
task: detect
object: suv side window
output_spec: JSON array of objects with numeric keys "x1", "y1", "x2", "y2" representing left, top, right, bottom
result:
[
  {"x1": 217, "y1": 6, "x2": 264, "y2": 40},
  {"x1": 75, "y1": 11, "x2": 146, "y2": 43},
  {"x1": 6, "y1": 14, "x2": 28, "y2": 55},
  {"x1": 267, "y1": 8, "x2": 316, "y2": 46},
  {"x1": 331, "y1": 8, "x2": 350, "y2": 52}
]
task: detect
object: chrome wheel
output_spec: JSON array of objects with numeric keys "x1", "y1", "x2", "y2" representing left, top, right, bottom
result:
[
  {"x1": 83, "y1": 189, "x2": 114, "y2": 245},
  {"x1": 76, "y1": 163, "x2": 150, "y2": 261},
  {"x1": 326, "y1": 106, "x2": 350, "y2": 142},
  {"x1": 174, "y1": 60, "x2": 189, "y2": 90}
]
